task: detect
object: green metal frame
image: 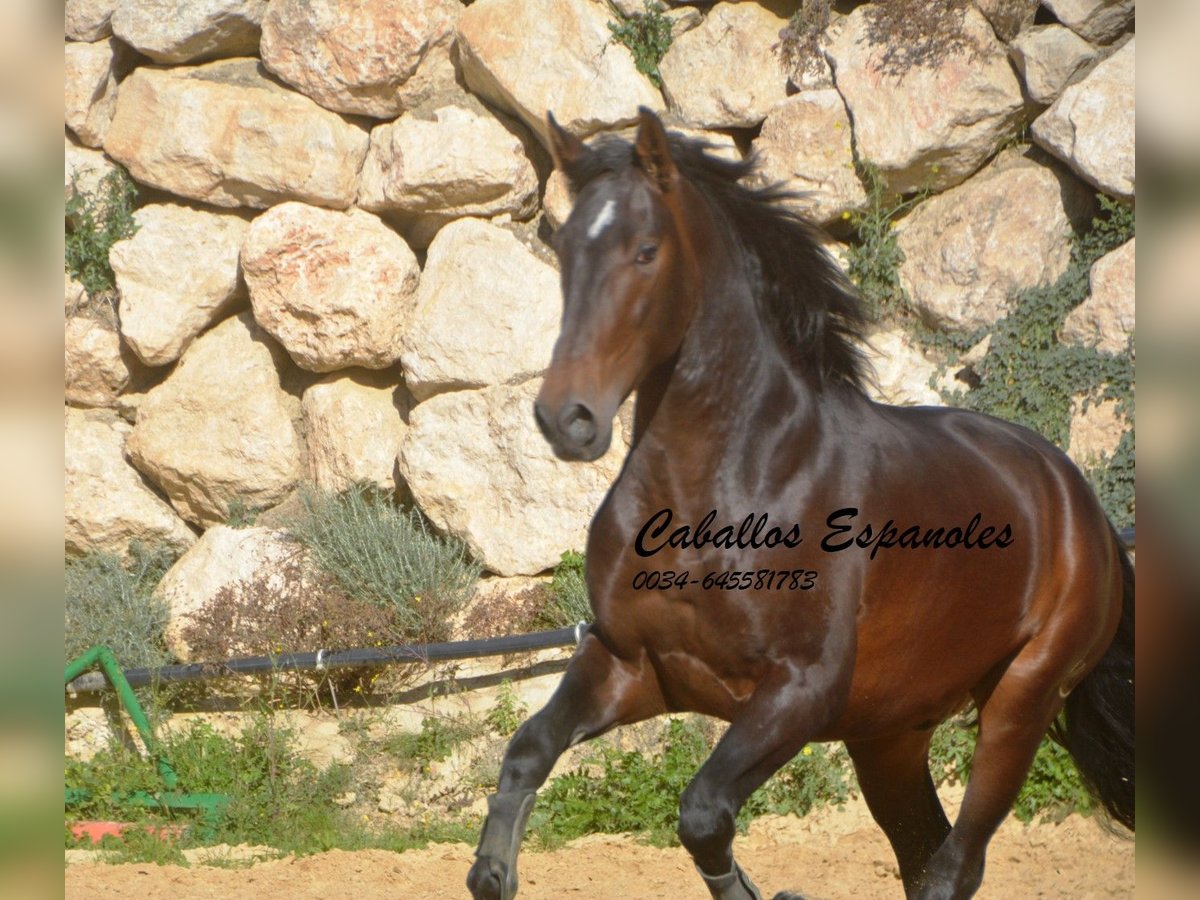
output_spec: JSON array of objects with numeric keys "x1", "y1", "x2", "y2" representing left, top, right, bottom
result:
[{"x1": 65, "y1": 646, "x2": 228, "y2": 837}]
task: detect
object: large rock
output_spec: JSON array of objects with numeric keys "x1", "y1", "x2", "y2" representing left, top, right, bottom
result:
[
  {"x1": 154, "y1": 526, "x2": 310, "y2": 661},
  {"x1": 397, "y1": 380, "x2": 627, "y2": 576},
  {"x1": 861, "y1": 328, "x2": 943, "y2": 407},
  {"x1": 897, "y1": 150, "x2": 1093, "y2": 331},
  {"x1": 1031, "y1": 38, "x2": 1134, "y2": 200},
  {"x1": 400, "y1": 219, "x2": 560, "y2": 401},
  {"x1": 1067, "y1": 396, "x2": 1126, "y2": 469},
  {"x1": 65, "y1": 38, "x2": 128, "y2": 148},
  {"x1": 104, "y1": 59, "x2": 369, "y2": 209},
  {"x1": 66, "y1": 0, "x2": 117, "y2": 41},
  {"x1": 1009, "y1": 25, "x2": 1100, "y2": 106},
  {"x1": 827, "y1": 4, "x2": 1025, "y2": 194},
  {"x1": 65, "y1": 317, "x2": 140, "y2": 407},
  {"x1": 109, "y1": 203, "x2": 249, "y2": 366},
  {"x1": 261, "y1": 0, "x2": 459, "y2": 118},
  {"x1": 659, "y1": 2, "x2": 789, "y2": 129},
  {"x1": 976, "y1": 0, "x2": 1039, "y2": 41},
  {"x1": 1062, "y1": 238, "x2": 1135, "y2": 354},
  {"x1": 302, "y1": 370, "x2": 410, "y2": 494},
  {"x1": 65, "y1": 408, "x2": 196, "y2": 557},
  {"x1": 1042, "y1": 0, "x2": 1134, "y2": 44},
  {"x1": 111, "y1": 0, "x2": 267, "y2": 64},
  {"x1": 358, "y1": 104, "x2": 539, "y2": 248},
  {"x1": 748, "y1": 90, "x2": 865, "y2": 226},
  {"x1": 126, "y1": 312, "x2": 303, "y2": 526},
  {"x1": 456, "y1": 0, "x2": 664, "y2": 150},
  {"x1": 242, "y1": 203, "x2": 420, "y2": 372}
]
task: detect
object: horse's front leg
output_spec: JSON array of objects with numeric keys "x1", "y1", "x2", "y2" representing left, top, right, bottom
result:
[
  {"x1": 678, "y1": 664, "x2": 849, "y2": 900},
  {"x1": 467, "y1": 630, "x2": 661, "y2": 900}
]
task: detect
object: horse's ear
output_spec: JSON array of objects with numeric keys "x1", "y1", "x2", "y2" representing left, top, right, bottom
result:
[
  {"x1": 634, "y1": 107, "x2": 677, "y2": 194},
  {"x1": 547, "y1": 111, "x2": 590, "y2": 188}
]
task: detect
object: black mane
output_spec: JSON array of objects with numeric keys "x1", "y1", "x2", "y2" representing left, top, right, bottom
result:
[{"x1": 567, "y1": 133, "x2": 872, "y2": 392}]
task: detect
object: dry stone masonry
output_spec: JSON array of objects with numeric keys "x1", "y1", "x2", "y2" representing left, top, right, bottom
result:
[{"x1": 64, "y1": 1, "x2": 1135, "y2": 639}]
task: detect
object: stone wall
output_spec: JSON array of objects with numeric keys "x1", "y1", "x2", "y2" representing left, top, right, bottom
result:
[{"x1": 65, "y1": 1, "x2": 1135, "y2": 633}]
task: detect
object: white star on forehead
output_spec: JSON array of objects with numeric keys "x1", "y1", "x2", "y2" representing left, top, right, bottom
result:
[{"x1": 587, "y1": 199, "x2": 616, "y2": 240}]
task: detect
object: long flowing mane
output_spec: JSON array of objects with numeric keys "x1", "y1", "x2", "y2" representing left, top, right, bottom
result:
[{"x1": 566, "y1": 133, "x2": 873, "y2": 391}]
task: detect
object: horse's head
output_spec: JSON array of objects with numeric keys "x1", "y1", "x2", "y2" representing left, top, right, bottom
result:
[{"x1": 534, "y1": 108, "x2": 704, "y2": 462}]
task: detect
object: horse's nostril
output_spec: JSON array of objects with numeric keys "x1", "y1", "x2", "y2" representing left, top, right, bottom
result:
[
  {"x1": 560, "y1": 403, "x2": 597, "y2": 446},
  {"x1": 533, "y1": 401, "x2": 553, "y2": 440}
]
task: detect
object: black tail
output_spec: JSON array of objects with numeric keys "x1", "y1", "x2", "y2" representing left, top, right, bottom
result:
[{"x1": 1057, "y1": 536, "x2": 1135, "y2": 830}]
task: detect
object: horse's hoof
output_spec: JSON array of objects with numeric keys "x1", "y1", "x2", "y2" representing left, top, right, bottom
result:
[
  {"x1": 466, "y1": 857, "x2": 512, "y2": 900},
  {"x1": 771, "y1": 893, "x2": 808, "y2": 900}
]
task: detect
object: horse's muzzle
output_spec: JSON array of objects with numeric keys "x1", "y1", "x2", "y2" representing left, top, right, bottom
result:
[{"x1": 533, "y1": 398, "x2": 610, "y2": 462}]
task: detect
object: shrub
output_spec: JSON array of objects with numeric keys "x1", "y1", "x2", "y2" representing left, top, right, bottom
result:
[
  {"x1": 64, "y1": 543, "x2": 176, "y2": 669},
  {"x1": 536, "y1": 550, "x2": 591, "y2": 627},
  {"x1": 608, "y1": 1, "x2": 673, "y2": 89},
  {"x1": 65, "y1": 165, "x2": 139, "y2": 299},
  {"x1": 289, "y1": 485, "x2": 481, "y2": 644},
  {"x1": 774, "y1": 0, "x2": 832, "y2": 84},
  {"x1": 864, "y1": 0, "x2": 981, "y2": 77},
  {"x1": 485, "y1": 680, "x2": 529, "y2": 736},
  {"x1": 844, "y1": 160, "x2": 927, "y2": 319}
]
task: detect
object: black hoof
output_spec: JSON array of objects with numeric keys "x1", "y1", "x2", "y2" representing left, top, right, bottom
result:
[
  {"x1": 771, "y1": 893, "x2": 808, "y2": 900},
  {"x1": 466, "y1": 857, "x2": 512, "y2": 900}
]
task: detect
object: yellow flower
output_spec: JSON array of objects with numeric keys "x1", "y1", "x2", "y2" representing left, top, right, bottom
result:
[
  {"x1": 802, "y1": 746, "x2": 813, "y2": 757},
  {"x1": 841, "y1": 211, "x2": 851, "y2": 220},
  {"x1": 931, "y1": 164, "x2": 941, "y2": 174}
]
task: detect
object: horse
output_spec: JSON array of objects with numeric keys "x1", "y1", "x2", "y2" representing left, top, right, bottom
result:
[{"x1": 467, "y1": 108, "x2": 1134, "y2": 900}]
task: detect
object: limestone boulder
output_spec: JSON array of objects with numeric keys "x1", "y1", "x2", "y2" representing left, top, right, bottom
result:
[
  {"x1": 154, "y1": 526, "x2": 310, "y2": 661},
  {"x1": 65, "y1": 408, "x2": 196, "y2": 557},
  {"x1": 66, "y1": 0, "x2": 117, "y2": 41},
  {"x1": 65, "y1": 272, "x2": 87, "y2": 313},
  {"x1": 104, "y1": 59, "x2": 369, "y2": 209},
  {"x1": 397, "y1": 380, "x2": 627, "y2": 576},
  {"x1": 261, "y1": 0, "x2": 459, "y2": 118},
  {"x1": 400, "y1": 219, "x2": 560, "y2": 401},
  {"x1": 65, "y1": 38, "x2": 128, "y2": 148},
  {"x1": 543, "y1": 170, "x2": 572, "y2": 230},
  {"x1": 1042, "y1": 0, "x2": 1135, "y2": 44},
  {"x1": 659, "y1": 2, "x2": 789, "y2": 129},
  {"x1": 126, "y1": 312, "x2": 303, "y2": 526},
  {"x1": 1009, "y1": 25, "x2": 1100, "y2": 106},
  {"x1": 65, "y1": 317, "x2": 140, "y2": 407},
  {"x1": 1067, "y1": 396, "x2": 1127, "y2": 469},
  {"x1": 302, "y1": 370, "x2": 410, "y2": 494},
  {"x1": 1031, "y1": 38, "x2": 1135, "y2": 200},
  {"x1": 1062, "y1": 238, "x2": 1135, "y2": 355},
  {"x1": 897, "y1": 151, "x2": 1093, "y2": 332},
  {"x1": 242, "y1": 203, "x2": 420, "y2": 373},
  {"x1": 111, "y1": 0, "x2": 266, "y2": 64},
  {"x1": 976, "y1": 0, "x2": 1039, "y2": 41},
  {"x1": 358, "y1": 104, "x2": 539, "y2": 248},
  {"x1": 827, "y1": 4, "x2": 1024, "y2": 194},
  {"x1": 109, "y1": 203, "x2": 249, "y2": 366},
  {"x1": 748, "y1": 90, "x2": 865, "y2": 226},
  {"x1": 456, "y1": 0, "x2": 664, "y2": 150},
  {"x1": 861, "y1": 328, "x2": 943, "y2": 407}
]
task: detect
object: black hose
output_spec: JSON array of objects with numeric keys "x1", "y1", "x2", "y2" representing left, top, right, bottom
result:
[{"x1": 66, "y1": 624, "x2": 590, "y2": 695}]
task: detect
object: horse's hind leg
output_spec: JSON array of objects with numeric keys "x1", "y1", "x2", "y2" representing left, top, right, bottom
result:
[
  {"x1": 846, "y1": 730, "x2": 951, "y2": 894},
  {"x1": 467, "y1": 631, "x2": 660, "y2": 900},
  {"x1": 913, "y1": 649, "x2": 1071, "y2": 899}
]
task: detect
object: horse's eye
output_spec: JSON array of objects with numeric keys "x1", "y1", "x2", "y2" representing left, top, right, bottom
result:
[{"x1": 635, "y1": 243, "x2": 658, "y2": 265}]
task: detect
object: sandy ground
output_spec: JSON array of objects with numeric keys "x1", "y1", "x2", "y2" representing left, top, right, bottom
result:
[{"x1": 65, "y1": 790, "x2": 1134, "y2": 899}]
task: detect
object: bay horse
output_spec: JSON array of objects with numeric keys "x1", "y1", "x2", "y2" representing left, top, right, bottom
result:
[{"x1": 468, "y1": 108, "x2": 1133, "y2": 900}]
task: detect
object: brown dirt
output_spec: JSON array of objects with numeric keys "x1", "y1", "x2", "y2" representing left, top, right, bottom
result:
[{"x1": 65, "y1": 792, "x2": 1134, "y2": 899}]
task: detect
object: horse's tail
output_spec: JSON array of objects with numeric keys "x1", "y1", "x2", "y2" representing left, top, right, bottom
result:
[{"x1": 1056, "y1": 532, "x2": 1135, "y2": 830}]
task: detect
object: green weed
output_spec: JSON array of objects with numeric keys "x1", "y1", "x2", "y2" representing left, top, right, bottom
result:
[
  {"x1": 65, "y1": 165, "x2": 138, "y2": 299},
  {"x1": 536, "y1": 550, "x2": 592, "y2": 627},
  {"x1": 608, "y1": 1, "x2": 673, "y2": 89},
  {"x1": 64, "y1": 543, "x2": 177, "y2": 668},
  {"x1": 844, "y1": 160, "x2": 927, "y2": 318},
  {"x1": 485, "y1": 680, "x2": 529, "y2": 736},
  {"x1": 383, "y1": 715, "x2": 485, "y2": 771}
]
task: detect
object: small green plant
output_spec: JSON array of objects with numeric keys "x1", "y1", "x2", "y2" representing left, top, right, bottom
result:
[
  {"x1": 290, "y1": 485, "x2": 481, "y2": 644},
  {"x1": 65, "y1": 165, "x2": 139, "y2": 299},
  {"x1": 64, "y1": 543, "x2": 177, "y2": 668},
  {"x1": 844, "y1": 160, "x2": 928, "y2": 319},
  {"x1": 537, "y1": 550, "x2": 592, "y2": 627},
  {"x1": 486, "y1": 680, "x2": 529, "y2": 736},
  {"x1": 383, "y1": 715, "x2": 485, "y2": 771},
  {"x1": 745, "y1": 742, "x2": 856, "y2": 819},
  {"x1": 608, "y1": 1, "x2": 673, "y2": 89},
  {"x1": 224, "y1": 498, "x2": 259, "y2": 529}
]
